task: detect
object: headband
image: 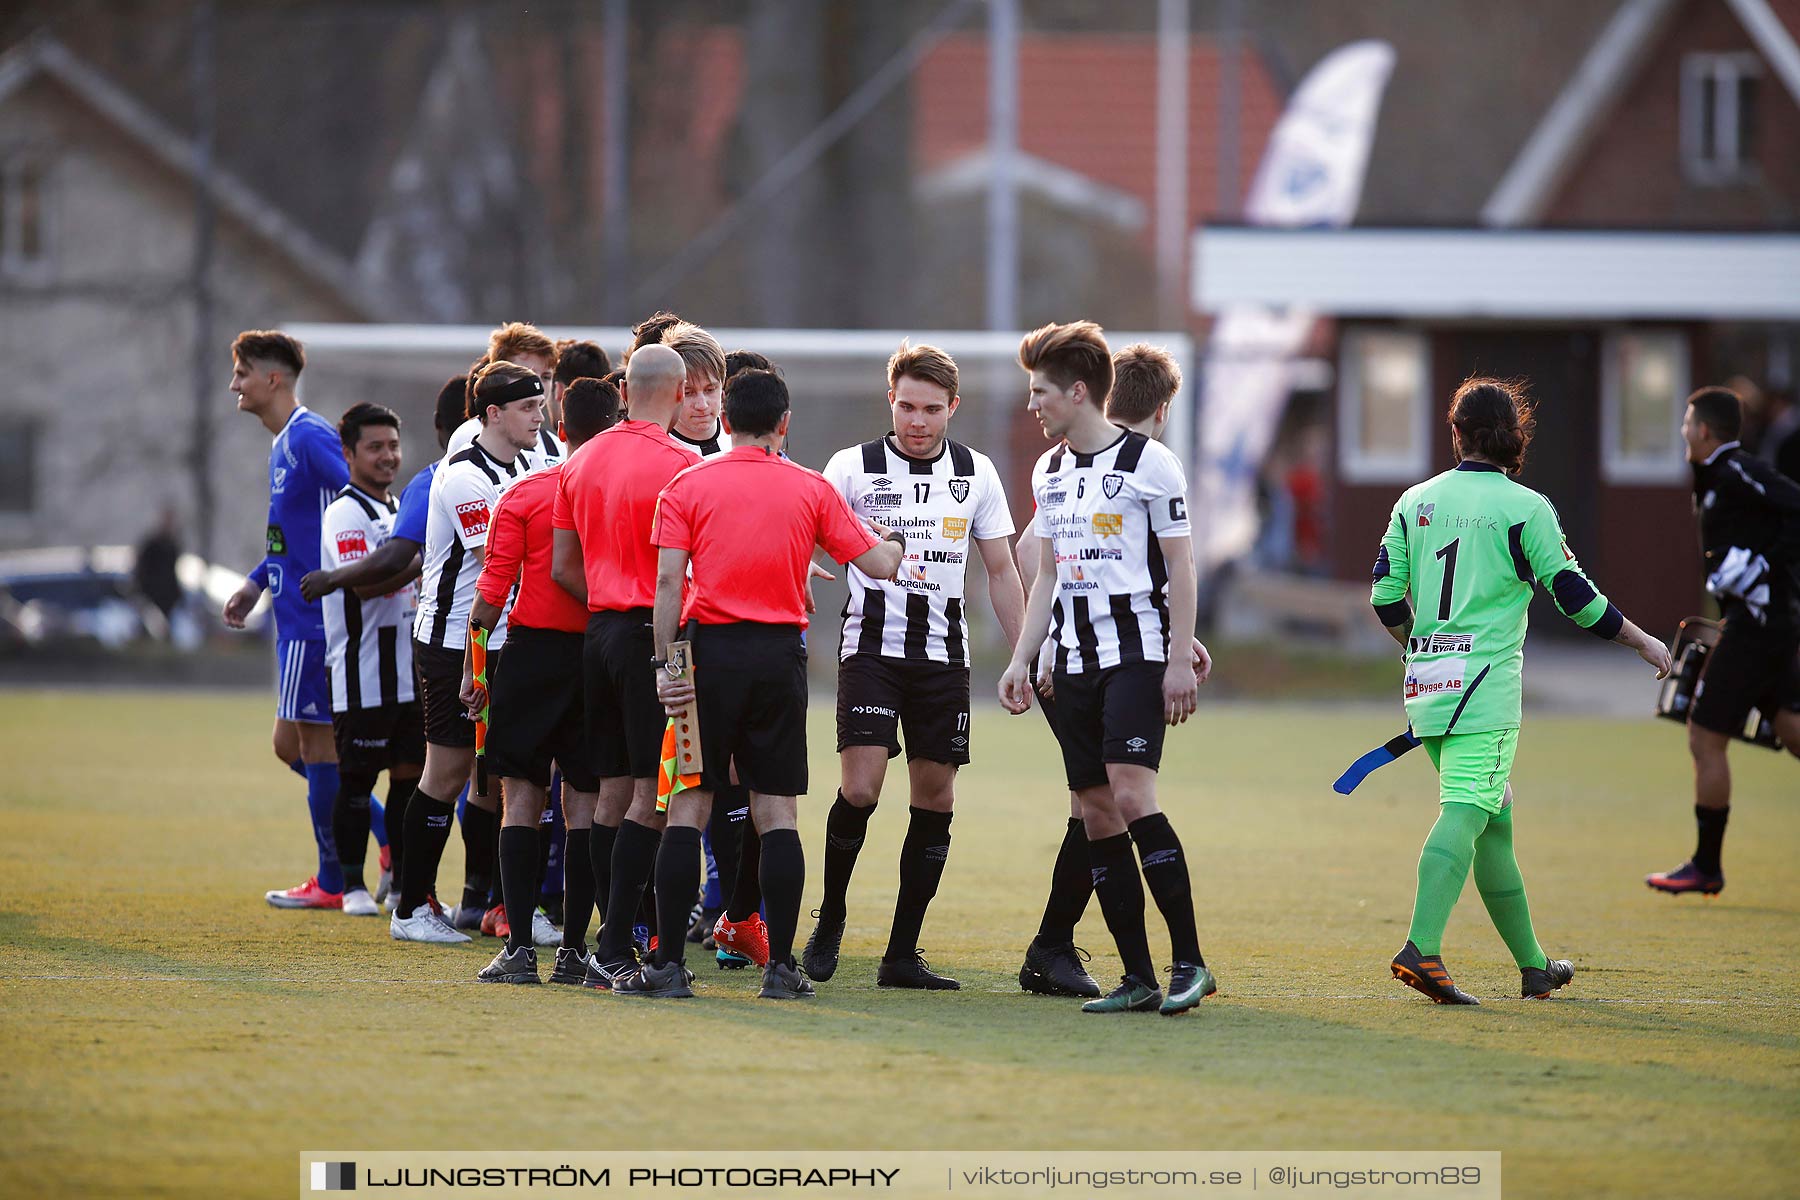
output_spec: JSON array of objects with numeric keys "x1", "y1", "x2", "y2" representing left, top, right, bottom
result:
[{"x1": 479, "y1": 374, "x2": 545, "y2": 406}]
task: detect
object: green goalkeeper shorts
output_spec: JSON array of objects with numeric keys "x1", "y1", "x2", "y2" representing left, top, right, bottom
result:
[{"x1": 1420, "y1": 727, "x2": 1517, "y2": 814}]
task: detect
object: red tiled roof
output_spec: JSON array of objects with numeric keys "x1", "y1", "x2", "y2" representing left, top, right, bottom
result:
[{"x1": 914, "y1": 33, "x2": 1283, "y2": 229}]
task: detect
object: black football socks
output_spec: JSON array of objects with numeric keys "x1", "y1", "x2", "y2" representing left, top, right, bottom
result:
[{"x1": 885, "y1": 807, "x2": 952, "y2": 962}]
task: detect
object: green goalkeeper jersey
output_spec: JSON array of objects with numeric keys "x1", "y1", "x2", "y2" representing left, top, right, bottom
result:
[{"x1": 1369, "y1": 462, "x2": 1622, "y2": 736}]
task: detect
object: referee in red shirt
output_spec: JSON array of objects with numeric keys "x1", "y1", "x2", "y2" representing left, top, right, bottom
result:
[
  {"x1": 467, "y1": 378, "x2": 623, "y2": 986},
  {"x1": 631, "y1": 368, "x2": 903, "y2": 1000},
  {"x1": 551, "y1": 343, "x2": 702, "y2": 987}
]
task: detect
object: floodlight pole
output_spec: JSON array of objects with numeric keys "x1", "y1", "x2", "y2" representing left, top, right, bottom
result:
[
  {"x1": 985, "y1": 0, "x2": 1019, "y2": 332},
  {"x1": 1154, "y1": 0, "x2": 1190, "y2": 329},
  {"x1": 189, "y1": 0, "x2": 217, "y2": 559},
  {"x1": 602, "y1": 0, "x2": 630, "y2": 322}
]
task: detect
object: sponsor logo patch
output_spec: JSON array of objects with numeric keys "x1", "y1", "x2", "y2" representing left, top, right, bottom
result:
[
  {"x1": 266, "y1": 524, "x2": 287, "y2": 555},
  {"x1": 1404, "y1": 657, "x2": 1466, "y2": 700},
  {"x1": 455, "y1": 500, "x2": 490, "y2": 538},
  {"x1": 1408, "y1": 633, "x2": 1473, "y2": 655},
  {"x1": 1092, "y1": 513, "x2": 1123, "y2": 538},
  {"x1": 335, "y1": 530, "x2": 369, "y2": 561},
  {"x1": 1416, "y1": 502, "x2": 1435, "y2": 527},
  {"x1": 1125, "y1": 736, "x2": 1149, "y2": 752},
  {"x1": 941, "y1": 516, "x2": 968, "y2": 541},
  {"x1": 850, "y1": 705, "x2": 897, "y2": 719}
]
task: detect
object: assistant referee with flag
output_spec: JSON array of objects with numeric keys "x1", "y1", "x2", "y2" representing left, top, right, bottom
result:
[{"x1": 627, "y1": 367, "x2": 904, "y2": 1000}]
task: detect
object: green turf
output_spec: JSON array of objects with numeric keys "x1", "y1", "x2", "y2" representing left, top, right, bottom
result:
[{"x1": 1, "y1": 688, "x2": 1796, "y2": 1198}]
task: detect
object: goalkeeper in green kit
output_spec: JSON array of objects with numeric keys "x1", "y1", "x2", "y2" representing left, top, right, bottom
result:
[{"x1": 1369, "y1": 379, "x2": 1672, "y2": 1004}]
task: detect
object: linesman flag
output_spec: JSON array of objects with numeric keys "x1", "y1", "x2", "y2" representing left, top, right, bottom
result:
[
  {"x1": 470, "y1": 625, "x2": 491, "y2": 794},
  {"x1": 656, "y1": 717, "x2": 700, "y2": 813}
]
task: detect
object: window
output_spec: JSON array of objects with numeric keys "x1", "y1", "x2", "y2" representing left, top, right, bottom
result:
[
  {"x1": 0, "y1": 156, "x2": 51, "y2": 279},
  {"x1": 1338, "y1": 328, "x2": 1429, "y2": 483},
  {"x1": 1681, "y1": 53, "x2": 1759, "y2": 183},
  {"x1": 0, "y1": 419, "x2": 37, "y2": 513},
  {"x1": 1602, "y1": 330, "x2": 1689, "y2": 484}
]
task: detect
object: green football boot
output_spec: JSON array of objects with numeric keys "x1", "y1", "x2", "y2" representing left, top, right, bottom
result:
[
  {"x1": 1081, "y1": 974, "x2": 1163, "y2": 1014},
  {"x1": 1160, "y1": 962, "x2": 1217, "y2": 1015}
]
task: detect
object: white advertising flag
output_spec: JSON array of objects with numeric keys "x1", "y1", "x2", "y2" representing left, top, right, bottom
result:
[{"x1": 1196, "y1": 40, "x2": 1396, "y2": 569}]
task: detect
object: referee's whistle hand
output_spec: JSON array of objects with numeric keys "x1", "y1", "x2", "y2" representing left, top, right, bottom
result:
[{"x1": 1163, "y1": 661, "x2": 1199, "y2": 726}]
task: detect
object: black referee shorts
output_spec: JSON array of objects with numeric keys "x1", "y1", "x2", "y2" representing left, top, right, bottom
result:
[
  {"x1": 1050, "y1": 660, "x2": 1167, "y2": 791},
  {"x1": 331, "y1": 702, "x2": 425, "y2": 778},
  {"x1": 836, "y1": 652, "x2": 971, "y2": 765},
  {"x1": 694, "y1": 622, "x2": 809, "y2": 797},
  {"x1": 583, "y1": 608, "x2": 663, "y2": 780},
  {"x1": 415, "y1": 640, "x2": 477, "y2": 749},
  {"x1": 1691, "y1": 618, "x2": 1800, "y2": 736},
  {"x1": 486, "y1": 625, "x2": 598, "y2": 792}
]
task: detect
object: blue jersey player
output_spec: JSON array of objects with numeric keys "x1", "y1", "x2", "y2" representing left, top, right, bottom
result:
[
  {"x1": 301, "y1": 373, "x2": 471, "y2": 912},
  {"x1": 223, "y1": 331, "x2": 352, "y2": 910}
]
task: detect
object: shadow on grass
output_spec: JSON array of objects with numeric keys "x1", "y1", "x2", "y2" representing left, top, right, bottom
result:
[{"x1": 515, "y1": 955, "x2": 1800, "y2": 1125}]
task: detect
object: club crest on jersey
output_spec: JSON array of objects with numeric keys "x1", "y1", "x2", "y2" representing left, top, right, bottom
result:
[
  {"x1": 335, "y1": 530, "x2": 369, "y2": 560},
  {"x1": 948, "y1": 478, "x2": 970, "y2": 503},
  {"x1": 1102, "y1": 472, "x2": 1124, "y2": 499},
  {"x1": 941, "y1": 516, "x2": 968, "y2": 541},
  {"x1": 455, "y1": 500, "x2": 490, "y2": 537},
  {"x1": 272, "y1": 466, "x2": 288, "y2": 491},
  {"x1": 1092, "y1": 513, "x2": 1123, "y2": 538},
  {"x1": 1416, "y1": 502, "x2": 1435, "y2": 527}
]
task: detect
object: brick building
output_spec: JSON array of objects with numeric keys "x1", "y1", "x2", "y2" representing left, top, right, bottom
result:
[{"x1": 1196, "y1": 0, "x2": 1800, "y2": 640}]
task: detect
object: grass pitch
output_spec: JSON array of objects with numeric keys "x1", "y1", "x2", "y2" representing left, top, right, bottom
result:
[{"x1": 2, "y1": 687, "x2": 1796, "y2": 1198}]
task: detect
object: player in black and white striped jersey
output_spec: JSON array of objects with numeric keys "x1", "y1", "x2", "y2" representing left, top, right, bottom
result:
[
  {"x1": 1014, "y1": 342, "x2": 1212, "y2": 1000},
  {"x1": 661, "y1": 321, "x2": 730, "y2": 459},
  {"x1": 445, "y1": 323, "x2": 569, "y2": 470},
  {"x1": 392, "y1": 361, "x2": 546, "y2": 944},
  {"x1": 803, "y1": 341, "x2": 1026, "y2": 990},
  {"x1": 1000, "y1": 321, "x2": 1215, "y2": 1017},
  {"x1": 319, "y1": 403, "x2": 422, "y2": 918}
]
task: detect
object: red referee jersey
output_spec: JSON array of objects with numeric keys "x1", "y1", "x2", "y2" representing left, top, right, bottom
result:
[
  {"x1": 653, "y1": 445, "x2": 879, "y2": 628},
  {"x1": 476, "y1": 465, "x2": 588, "y2": 634},
  {"x1": 553, "y1": 421, "x2": 701, "y2": 612}
]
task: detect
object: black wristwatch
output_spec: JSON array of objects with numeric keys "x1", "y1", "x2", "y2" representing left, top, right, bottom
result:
[{"x1": 884, "y1": 530, "x2": 905, "y2": 547}]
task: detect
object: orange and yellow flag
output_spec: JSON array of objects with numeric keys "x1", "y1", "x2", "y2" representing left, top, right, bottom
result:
[{"x1": 655, "y1": 717, "x2": 700, "y2": 813}]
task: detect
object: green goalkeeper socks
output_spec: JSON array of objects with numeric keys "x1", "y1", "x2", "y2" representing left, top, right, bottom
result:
[
  {"x1": 1471, "y1": 807, "x2": 1548, "y2": 971},
  {"x1": 1406, "y1": 803, "x2": 1487, "y2": 955}
]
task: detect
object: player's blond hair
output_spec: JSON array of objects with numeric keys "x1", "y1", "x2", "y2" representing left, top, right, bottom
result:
[
  {"x1": 660, "y1": 321, "x2": 727, "y2": 386},
  {"x1": 887, "y1": 340, "x2": 958, "y2": 397},
  {"x1": 487, "y1": 321, "x2": 556, "y2": 367},
  {"x1": 1107, "y1": 343, "x2": 1181, "y2": 425},
  {"x1": 1017, "y1": 320, "x2": 1112, "y2": 402}
]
